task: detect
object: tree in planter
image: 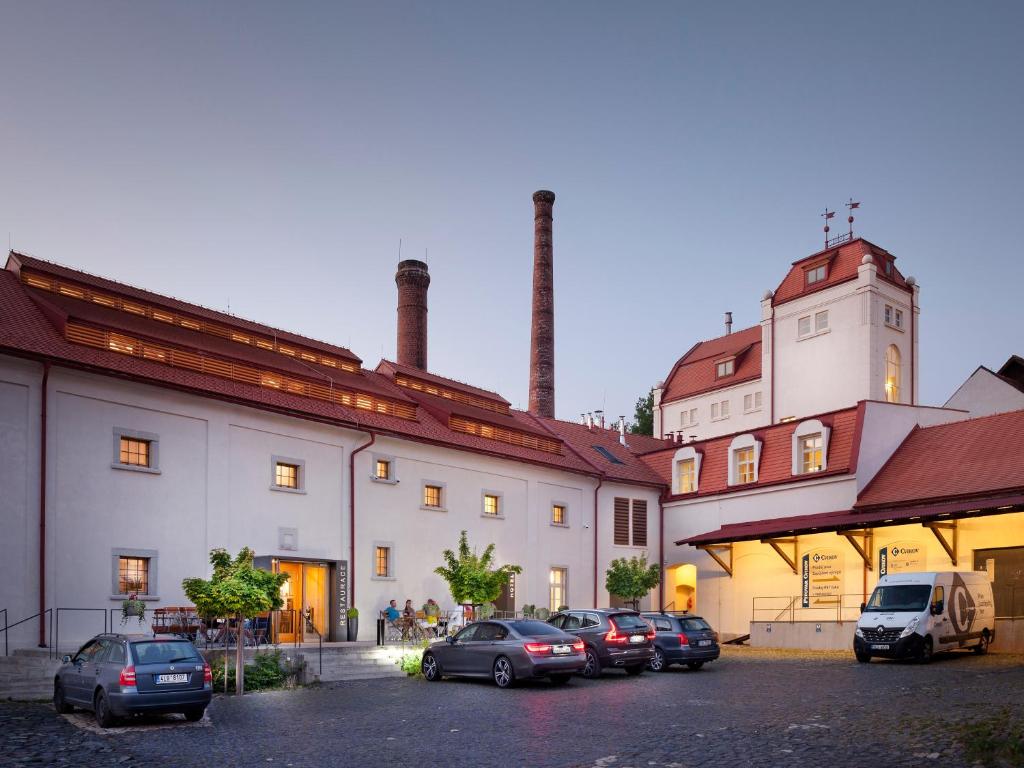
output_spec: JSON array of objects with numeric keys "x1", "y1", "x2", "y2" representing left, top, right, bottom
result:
[
  {"x1": 434, "y1": 530, "x2": 522, "y2": 615},
  {"x1": 183, "y1": 548, "x2": 288, "y2": 696},
  {"x1": 605, "y1": 555, "x2": 660, "y2": 610}
]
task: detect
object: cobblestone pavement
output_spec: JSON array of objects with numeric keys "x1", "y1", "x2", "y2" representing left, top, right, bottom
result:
[{"x1": 3, "y1": 647, "x2": 1023, "y2": 767}]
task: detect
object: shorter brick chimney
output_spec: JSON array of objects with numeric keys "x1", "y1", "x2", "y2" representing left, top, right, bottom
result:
[{"x1": 395, "y1": 259, "x2": 430, "y2": 370}]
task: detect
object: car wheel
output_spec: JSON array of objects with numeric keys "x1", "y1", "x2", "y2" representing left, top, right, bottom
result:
[
  {"x1": 581, "y1": 648, "x2": 601, "y2": 679},
  {"x1": 974, "y1": 632, "x2": 989, "y2": 655},
  {"x1": 93, "y1": 690, "x2": 117, "y2": 728},
  {"x1": 625, "y1": 664, "x2": 645, "y2": 676},
  {"x1": 422, "y1": 652, "x2": 442, "y2": 681},
  {"x1": 492, "y1": 656, "x2": 515, "y2": 689},
  {"x1": 686, "y1": 661, "x2": 705, "y2": 671},
  {"x1": 182, "y1": 707, "x2": 205, "y2": 722},
  {"x1": 649, "y1": 648, "x2": 667, "y2": 672},
  {"x1": 855, "y1": 651, "x2": 872, "y2": 663},
  {"x1": 919, "y1": 636, "x2": 934, "y2": 663},
  {"x1": 549, "y1": 674, "x2": 572, "y2": 686},
  {"x1": 53, "y1": 682, "x2": 73, "y2": 714}
]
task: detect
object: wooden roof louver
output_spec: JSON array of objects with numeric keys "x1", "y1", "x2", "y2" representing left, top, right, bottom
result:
[
  {"x1": 614, "y1": 497, "x2": 630, "y2": 546},
  {"x1": 449, "y1": 415, "x2": 562, "y2": 454},
  {"x1": 22, "y1": 270, "x2": 359, "y2": 373},
  {"x1": 65, "y1": 322, "x2": 417, "y2": 420},
  {"x1": 394, "y1": 374, "x2": 510, "y2": 415}
]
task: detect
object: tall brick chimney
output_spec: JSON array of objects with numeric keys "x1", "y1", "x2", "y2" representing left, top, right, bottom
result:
[
  {"x1": 529, "y1": 190, "x2": 556, "y2": 418},
  {"x1": 395, "y1": 259, "x2": 430, "y2": 370}
]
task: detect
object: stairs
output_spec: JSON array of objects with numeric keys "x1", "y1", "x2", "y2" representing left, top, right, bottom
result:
[
  {"x1": 300, "y1": 645, "x2": 410, "y2": 683},
  {"x1": 0, "y1": 649, "x2": 62, "y2": 701}
]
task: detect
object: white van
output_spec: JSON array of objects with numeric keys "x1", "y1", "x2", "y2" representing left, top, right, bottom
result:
[{"x1": 854, "y1": 571, "x2": 995, "y2": 662}]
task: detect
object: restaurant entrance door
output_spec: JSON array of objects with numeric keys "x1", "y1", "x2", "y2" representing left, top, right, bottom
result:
[{"x1": 277, "y1": 560, "x2": 329, "y2": 643}]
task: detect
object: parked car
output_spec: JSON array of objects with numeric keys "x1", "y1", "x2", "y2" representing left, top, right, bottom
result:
[
  {"x1": 547, "y1": 609, "x2": 655, "y2": 678},
  {"x1": 421, "y1": 619, "x2": 585, "y2": 688},
  {"x1": 54, "y1": 633, "x2": 212, "y2": 727},
  {"x1": 640, "y1": 613, "x2": 720, "y2": 671}
]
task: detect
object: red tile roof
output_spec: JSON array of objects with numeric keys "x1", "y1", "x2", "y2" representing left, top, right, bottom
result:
[
  {"x1": 376, "y1": 359, "x2": 510, "y2": 406},
  {"x1": 772, "y1": 238, "x2": 910, "y2": 307},
  {"x1": 9, "y1": 252, "x2": 362, "y2": 364},
  {"x1": 0, "y1": 254, "x2": 667, "y2": 486},
  {"x1": 641, "y1": 406, "x2": 860, "y2": 499},
  {"x1": 855, "y1": 409, "x2": 1024, "y2": 509},
  {"x1": 661, "y1": 325, "x2": 762, "y2": 404}
]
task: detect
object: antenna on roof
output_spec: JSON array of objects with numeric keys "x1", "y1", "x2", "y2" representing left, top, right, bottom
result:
[
  {"x1": 846, "y1": 198, "x2": 860, "y2": 238},
  {"x1": 821, "y1": 208, "x2": 835, "y2": 247},
  {"x1": 424, "y1": 247, "x2": 428, "y2": 264},
  {"x1": 398, "y1": 238, "x2": 402, "y2": 261}
]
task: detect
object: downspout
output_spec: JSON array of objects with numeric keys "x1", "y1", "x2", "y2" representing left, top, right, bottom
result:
[
  {"x1": 39, "y1": 361, "x2": 50, "y2": 647},
  {"x1": 349, "y1": 431, "x2": 376, "y2": 608},
  {"x1": 909, "y1": 290, "x2": 916, "y2": 405},
  {"x1": 658, "y1": 495, "x2": 665, "y2": 611},
  {"x1": 769, "y1": 311, "x2": 776, "y2": 424},
  {"x1": 592, "y1": 476, "x2": 603, "y2": 607}
]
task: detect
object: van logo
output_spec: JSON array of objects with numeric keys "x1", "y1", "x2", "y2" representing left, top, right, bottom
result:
[
  {"x1": 949, "y1": 573, "x2": 977, "y2": 635},
  {"x1": 876, "y1": 626, "x2": 885, "y2": 634}
]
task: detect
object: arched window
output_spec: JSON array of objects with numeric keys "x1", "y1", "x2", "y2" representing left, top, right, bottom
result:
[
  {"x1": 885, "y1": 345, "x2": 901, "y2": 403},
  {"x1": 727, "y1": 434, "x2": 762, "y2": 486},
  {"x1": 672, "y1": 446, "x2": 702, "y2": 495},
  {"x1": 791, "y1": 419, "x2": 831, "y2": 475}
]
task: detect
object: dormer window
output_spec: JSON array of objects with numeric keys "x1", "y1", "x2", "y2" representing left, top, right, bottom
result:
[
  {"x1": 805, "y1": 264, "x2": 827, "y2": 285},
  {"x1": 791, "y1": 419, "x2": 831, "y2": 475},
  {"x1": 716, "y1": 359, "x2": 735, "y2": 378},
  {"x1": 672, "y1": 446, "x2": 702, "y2": 495},
  {"x1": 727, "y1": 434, "x2": 762, "y2": 486}
]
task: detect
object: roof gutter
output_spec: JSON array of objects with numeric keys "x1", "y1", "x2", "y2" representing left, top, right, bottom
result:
[
  {"x1": 349, "y1": 430, "x2": 376, "y2": 608},
  {"x1": 38, "y1": 361, "x2": 50, "y2": 647}
]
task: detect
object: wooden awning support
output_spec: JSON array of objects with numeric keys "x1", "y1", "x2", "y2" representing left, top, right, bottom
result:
[
  {"x1": 760, "y1": 537, "x2": 798, "y2": 574},
  {"x1": 697, "y1": 544, "x2": 733, "y2": 577},
  {"x1": 923, "y1": 520, "x2": 958, "y2": 566},
  {"x1": 838, "y1": 529, "x2": 874, "y2": 570}
]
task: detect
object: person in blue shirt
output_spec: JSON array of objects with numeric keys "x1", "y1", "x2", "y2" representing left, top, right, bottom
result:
[{"x1": 384, "y1": 599, "x2": 400, "y2": 622}]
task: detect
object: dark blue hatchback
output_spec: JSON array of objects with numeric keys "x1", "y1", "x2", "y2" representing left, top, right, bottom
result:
[{"x1": 641, "y1": 613, "x2": 720, "y2": 671}]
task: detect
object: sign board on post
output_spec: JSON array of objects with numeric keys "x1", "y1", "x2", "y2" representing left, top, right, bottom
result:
[
  {"x1": 878, "y1": 541, "x2": 925, "y2": 576},
  {"x1": 337, "y1": 560, "x2": 349, "y2": 636},
  {"x1": 801, "y1": 549, "x2": 843, "y2": 609}
]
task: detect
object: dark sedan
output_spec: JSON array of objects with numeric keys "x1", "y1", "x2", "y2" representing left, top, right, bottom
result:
[
  {"x1": 422, "y1": 620, "x2": 585, "y2": 688},
  {"x1": 54, "y1": 634, "x2": 212, "y2": 727},
  {"x1": 641, "y1": 613, "x2": 720, "y2": 671}
]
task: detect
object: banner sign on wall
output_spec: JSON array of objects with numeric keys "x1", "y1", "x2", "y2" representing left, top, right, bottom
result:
[
  {"x1": 878, "y1": 541, "x2": 925, "y2": 576},
  {"x1": 801, "y1": 548, "x2": 843, "y2": 608}
]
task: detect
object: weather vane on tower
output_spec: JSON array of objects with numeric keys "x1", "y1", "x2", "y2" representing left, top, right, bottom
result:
[
  {"x1": 821, "y1": 208, "x2": 835, "y2": 247},
  {"x1": 846, "y1": 198, "x2": 860, "y2": 238}
]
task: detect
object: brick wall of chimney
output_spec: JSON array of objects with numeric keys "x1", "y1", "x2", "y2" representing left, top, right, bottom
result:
[
  {"x1": 529, "y1": 190, "x2": 556, "y2": 418},
  {"x1": 395, "y1": 259, "x2": 430, "y2": 370}
]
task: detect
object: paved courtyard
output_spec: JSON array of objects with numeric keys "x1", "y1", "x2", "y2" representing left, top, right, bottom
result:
[{"x1": 2, "y1": 647, "x2": 1023, "y2": 767}]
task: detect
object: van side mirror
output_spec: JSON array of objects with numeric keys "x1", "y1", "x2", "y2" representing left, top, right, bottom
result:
[
  {"x1": 931, "y1": 601, "x2": 943, "y2": 616},
  {"x1": 859, "y1": 602, "x2": 866, "y2": 614}
]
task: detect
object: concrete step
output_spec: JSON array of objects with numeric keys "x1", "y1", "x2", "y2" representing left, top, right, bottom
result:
[{"x1": 314, "y1": 669, "x2": 408, "y2": 682}]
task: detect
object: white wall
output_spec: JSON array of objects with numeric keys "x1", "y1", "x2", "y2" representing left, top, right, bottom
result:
[
  {"x1": 944, "y1": 368, "x2": 1024, "y2": 417},
  {"x1": 659, "y1": 378, "x2": 768, "y2": 441}
]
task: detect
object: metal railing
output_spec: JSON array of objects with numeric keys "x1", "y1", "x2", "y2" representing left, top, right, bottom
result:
[
  {"x1": 55, "y1": 608, "x2": 108, "y2": 656},
  {"x1": 0, "y1": 609, "x2": 53, "y2": 657},
  {"x1": 752, "y1": 594, "x2": 864, "y2": 624}
]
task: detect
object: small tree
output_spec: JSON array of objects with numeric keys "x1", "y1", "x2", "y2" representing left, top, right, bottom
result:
[
  {"x1": 435, "y1": 530, "x2": 522, "y2": 609},
  {"x1": 630, "y1": 389, "x2": 654, "y2": 436},
  {"x1": 183, "y1": 548, "x2": 287, "y2": 696},
  {"x1": 605, "y1": 555, "x2": 660, "y2": 610}
]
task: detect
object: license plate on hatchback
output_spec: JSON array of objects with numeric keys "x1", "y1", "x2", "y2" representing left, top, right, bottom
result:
[
  {"x1": 629, "y1": 635, "x2": 645, "y2": 644},
  {"x1": 698, "y1": 640, "x2": 712, "y2": 647},
  {"x1": 156, "y1": 673, "x2": 189, "y2": 684},
  {"x1": 872, "y1": 644, "x2": 890, "y2": 650},
  {"x1": 552, "y1": 645, "x2": 571, "y2": 655}
]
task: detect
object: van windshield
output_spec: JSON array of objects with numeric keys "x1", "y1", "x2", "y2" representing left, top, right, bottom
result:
[{"x1": 866, "y1": 585, "x2": 932, "y2": 612}]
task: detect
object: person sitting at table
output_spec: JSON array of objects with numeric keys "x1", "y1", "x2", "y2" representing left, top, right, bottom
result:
[
  {"x1": 384, "y1": 599, "x2": 401, "y2": 622},
  {"x1": 402, "y1": 599, "x2": 416, "y2": 618}
]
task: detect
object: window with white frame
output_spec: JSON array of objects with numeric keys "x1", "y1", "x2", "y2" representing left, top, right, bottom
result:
[
  {"x1": 743, "y1": 391, "x2": 763, "y2": 413},
  {"x1": 727, "y1": 434, "x2": 762, "y2": 486},
  {"x1": 716, "y1": 359, "x2": 734, "y2": 378},
  {"x1": 270, "y1": 455, "x2": 306, "y2": 493},
  {"x1": 885, "y1": 345, "x2": 901, "y2": 403},
  {"x1": 422, "y1": 482, "x2": 445, "y2": 510},
  {"x1": 806, "y1": 263, "x2": 827, "y2": 285},
  {"x1": 798, "y1": 316, "x2": 812, "y2": 337},
  {"x1": 791, "y1": 419, "x2": 831, "y2": 475},
  {"x1": 815, "y1": 310, "x2": 829, "y2": 332},
  {"x1": 549, "y1": 567, "x2": 567, "y2": 612},
  {"x1": 894, "y1": 308, "x2": 904, "y2": 329},
  {"x1": 689, "y1": 408, "x2": 697, "y2": 425},
  {"x1": 672, "y1": 446, "x2": 702, "y2": 495},
  {"x1": 371, "y1": 453, "x2": 398, "y2": 484},
  {"x1": 884, "y1": 304, "x2": 893, "y2": 325},
  {"x1": 710, "y1": 402, "x2": 718, "y2": 420},
  {"x1": 720, "y1": 400, "x2": 729, "y2": 418}
]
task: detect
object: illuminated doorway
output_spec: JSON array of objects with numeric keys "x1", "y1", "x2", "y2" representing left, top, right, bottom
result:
[
  {"x1": 275, "y1": 560, "x2": 329, "y2": 643},
  {"x1": 666, "y1": 564, "x2": 698, "y2": 613}
]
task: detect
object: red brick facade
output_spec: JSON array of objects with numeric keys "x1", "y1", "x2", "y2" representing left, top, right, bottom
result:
[
  {"x1": 529, "y1": 190, "x2": 555, "y2": 418},
  {"x1": 395, "y1": 259, "x2": 430, "y2": 371}
]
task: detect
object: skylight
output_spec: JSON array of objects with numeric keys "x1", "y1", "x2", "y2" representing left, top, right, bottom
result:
[{"x1": 593, "y1": 445, "x2": 624, "y2": 465}]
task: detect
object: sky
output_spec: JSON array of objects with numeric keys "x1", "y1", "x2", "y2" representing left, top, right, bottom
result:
[{"x1": 2, "y1": 1, "x2": 1022, "y2": 422}]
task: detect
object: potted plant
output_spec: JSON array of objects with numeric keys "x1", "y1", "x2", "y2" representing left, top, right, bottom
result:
[
  {"x1": 522, "y1": 604, "x2": 535, "y2": 619},
  {"x1": 346, "y1": 608, "x2": 359, "y2": 641},
  {"x1": 120, "y1": 592, "x2": 146, "y2": 625}
]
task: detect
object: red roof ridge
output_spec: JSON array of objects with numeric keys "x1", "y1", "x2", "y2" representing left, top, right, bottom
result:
[
  {"x1": 677, "y1": 325, "x2": 760, "y2": 365},
  {"x1": 375, "y1": 359, "x2": 509, "y2": 404},
  {"x1": 8, "y1": 251, "x2": 361, "y2": 363},
  {"x1": 637, "y1": 403, "x2": 861, "y2": 457}
]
